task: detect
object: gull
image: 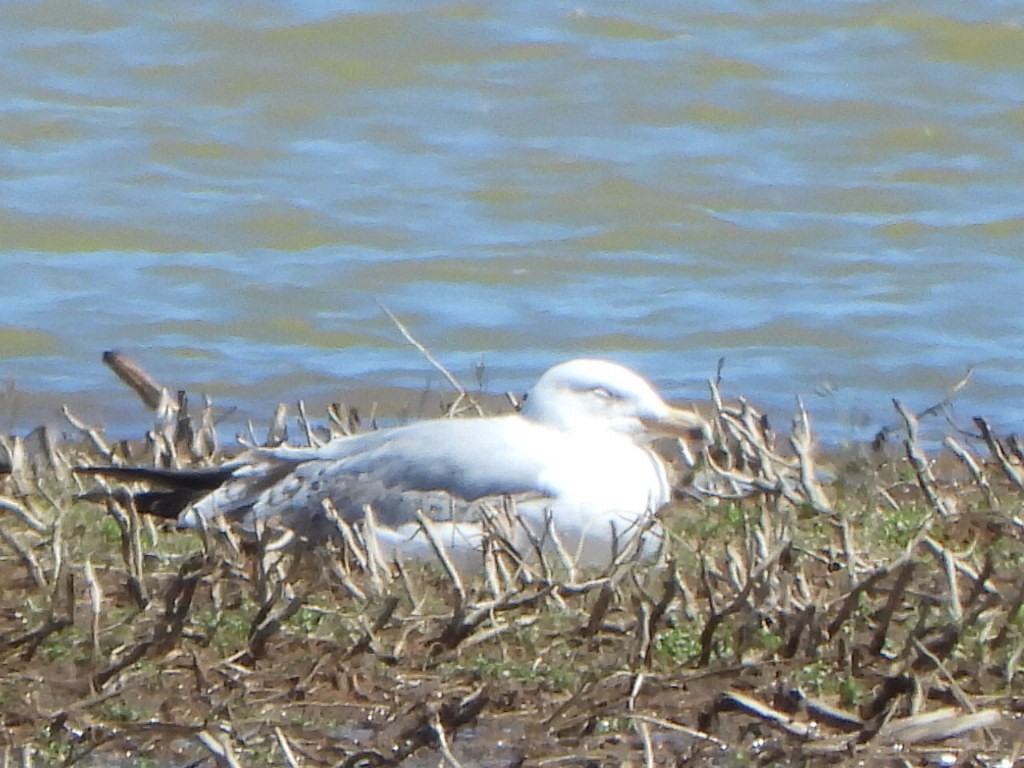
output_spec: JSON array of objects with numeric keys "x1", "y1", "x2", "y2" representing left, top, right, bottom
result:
[{"x1": 81, "y1": 359, "x2": 708, "y2": 565}]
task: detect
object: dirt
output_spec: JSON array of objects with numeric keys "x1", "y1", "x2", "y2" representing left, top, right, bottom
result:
[{"x1": 1, "y1": 390, "x2": 1023, "y2": 767}]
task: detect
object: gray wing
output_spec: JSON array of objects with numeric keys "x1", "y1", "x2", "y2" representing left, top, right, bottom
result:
[{"x1": 186, "y1": 416, "x2": 556, "y2": 532}]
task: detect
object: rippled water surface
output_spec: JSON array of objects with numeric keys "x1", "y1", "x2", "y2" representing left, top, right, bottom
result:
[{"x1": 2, "y1": 1, "x2": 1024, "y2": 441}]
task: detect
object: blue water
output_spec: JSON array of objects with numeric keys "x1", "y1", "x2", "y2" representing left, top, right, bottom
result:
[{"x1": 2, "y1": 1, "x2": 1024, "y2": 443}]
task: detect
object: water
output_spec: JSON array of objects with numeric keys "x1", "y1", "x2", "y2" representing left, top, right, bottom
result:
[{"x1": 2, "y1": 0, "x2": 1024, "y2": 443}]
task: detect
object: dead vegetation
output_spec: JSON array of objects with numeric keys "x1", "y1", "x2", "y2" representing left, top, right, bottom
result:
[{"x1": 1, "y1": 355, "x2": 1023, "y2": 767}]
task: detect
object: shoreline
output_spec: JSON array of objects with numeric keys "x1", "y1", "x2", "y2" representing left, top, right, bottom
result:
[{"x1": 2, "y1": 358, "x2": 1023, "y2": 765}]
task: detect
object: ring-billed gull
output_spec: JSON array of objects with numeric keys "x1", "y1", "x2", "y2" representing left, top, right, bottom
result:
[{"x1": 82, "y1": 359, "x2": 708, "y2": 565}]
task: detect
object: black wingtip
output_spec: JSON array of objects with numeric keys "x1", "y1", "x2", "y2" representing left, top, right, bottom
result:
[
  {"x1": 74, "y1": 465, "x2": 235, "y2": 491},
  {"x1": 75, "y1": 464, "x2": 240, "y2": 521}
]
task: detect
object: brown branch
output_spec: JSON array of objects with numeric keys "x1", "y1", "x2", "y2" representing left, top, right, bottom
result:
[{"x1": 103, "y1": 350, "x2": 164, "y2": 410}]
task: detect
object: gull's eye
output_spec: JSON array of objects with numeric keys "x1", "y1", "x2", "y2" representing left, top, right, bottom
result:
[{"x1": 592, "y1": 387, "x2": 617, "y2": 401}]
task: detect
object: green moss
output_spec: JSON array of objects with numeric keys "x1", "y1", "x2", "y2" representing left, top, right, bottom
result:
[
  {"x1": 877, "y1": 504, "x2": 930, "y2": 548},
  {"x1": 96, "y1": 698, "x2": 143, "y2": 723},
  {"x1": 463, "y1": 655, "x2": 579, "y2": 692},
  {"x1": 654, "y1": 625, "x2": 701, "y2": 664},
  {"x1": 790, "y1": 659, "x2": 832, "y2": 693},
  {"x1": 838, "y1": 676, "x2": 864, "y2": 708}
]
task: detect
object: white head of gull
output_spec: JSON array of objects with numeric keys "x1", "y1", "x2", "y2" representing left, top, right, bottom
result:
[{"x1": 106, "y1": 359, "x2": 708, "y2": 566}]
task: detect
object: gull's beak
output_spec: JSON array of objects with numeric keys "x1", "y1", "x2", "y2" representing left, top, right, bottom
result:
[{"x1": 642, "y1": 406, "x2": 711, "y2": 443}]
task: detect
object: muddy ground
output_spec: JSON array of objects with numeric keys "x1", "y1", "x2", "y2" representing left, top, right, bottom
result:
[{"x1": 1, "y1": 377, "x2": 1022, "y2": 767}]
